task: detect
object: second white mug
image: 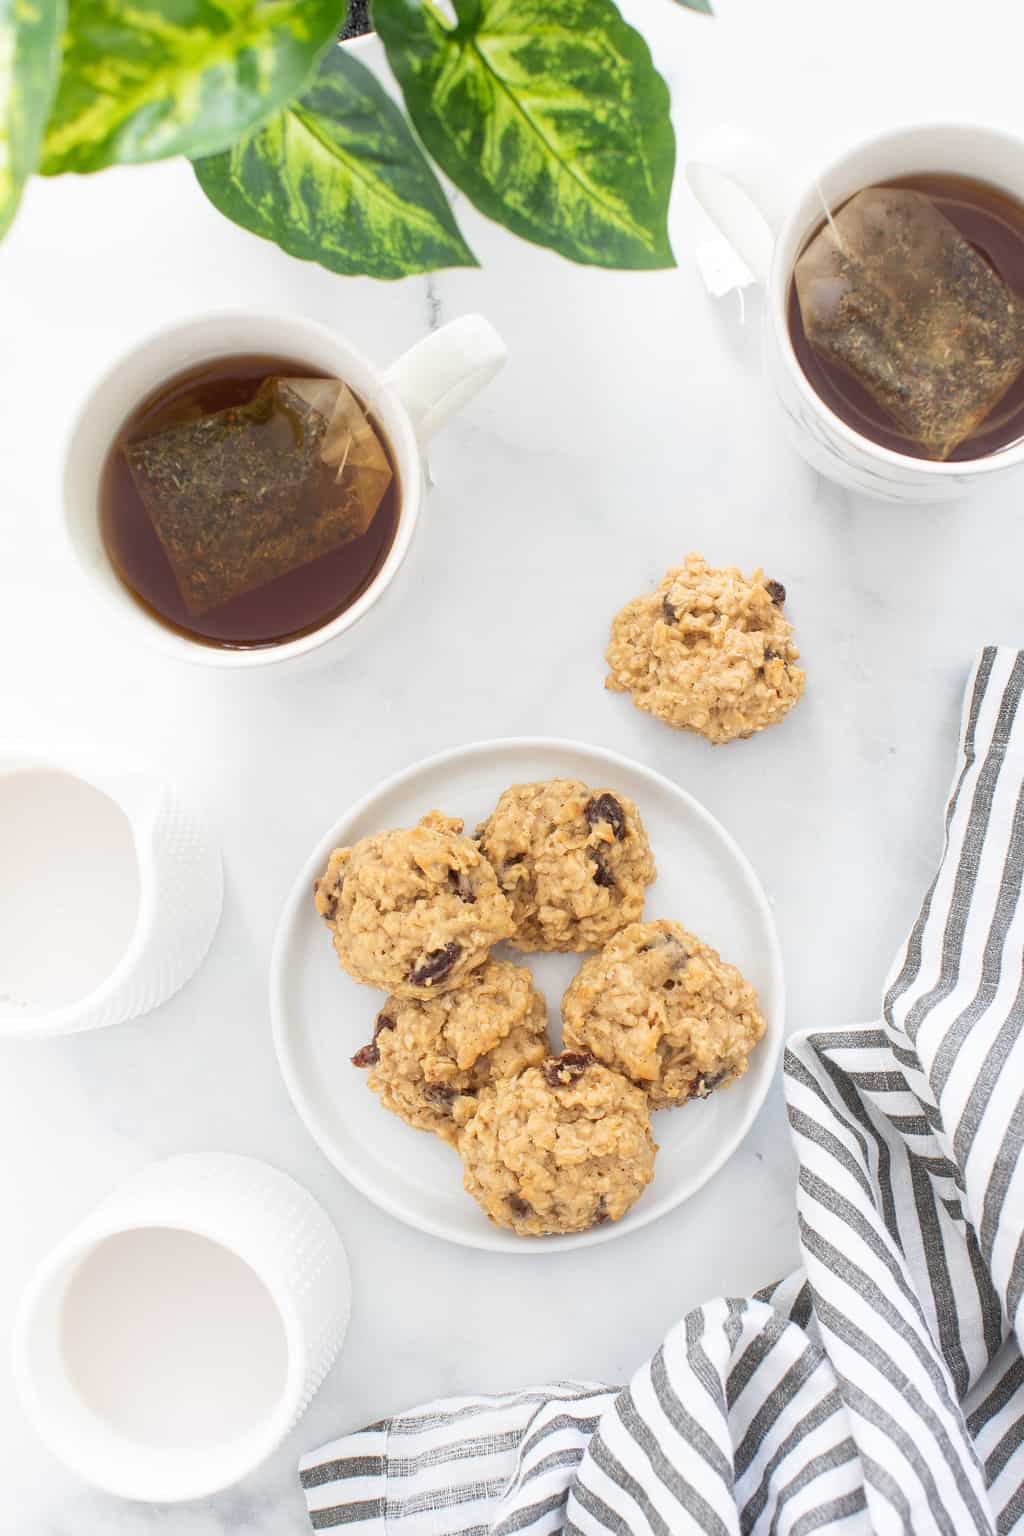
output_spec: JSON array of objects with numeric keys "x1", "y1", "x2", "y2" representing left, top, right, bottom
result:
[{"x1": 688, "y1": 121, "x2": 1024, "y2": 504}]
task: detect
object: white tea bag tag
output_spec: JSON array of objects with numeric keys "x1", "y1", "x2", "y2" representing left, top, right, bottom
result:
[{"x1": 696, "y1": 236, "x2": 755, "y2": 297}]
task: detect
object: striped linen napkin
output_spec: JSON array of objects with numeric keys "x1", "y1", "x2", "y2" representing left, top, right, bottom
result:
[{"x1": 302, "y1": 647, "x2": 1024, "y2": 1535}]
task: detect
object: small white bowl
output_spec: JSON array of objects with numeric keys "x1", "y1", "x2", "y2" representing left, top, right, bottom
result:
[{"x1": 13, "y1": 1153, "x2": 351, "y2": 1502}]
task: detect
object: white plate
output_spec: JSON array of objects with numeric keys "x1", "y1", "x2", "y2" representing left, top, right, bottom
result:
[{"x1": 271, "y1": 739, "x2": 784, "y2": 1253}]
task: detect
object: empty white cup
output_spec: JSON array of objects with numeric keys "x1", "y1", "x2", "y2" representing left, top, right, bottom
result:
[
  {"x1": 0, "y1": 747, "x2": 222, "y2": 1038},
  {"x1": 13, "y1": 1153, "x2": 351, "y2": 1502}
]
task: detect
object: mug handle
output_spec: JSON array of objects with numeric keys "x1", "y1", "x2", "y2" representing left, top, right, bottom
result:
[
  {"x1": 383, "y1": 313, "x2": 507, "y2": 445},
  {"x1": 685, "y1": 129, "x2": 794, "y2": 287}
]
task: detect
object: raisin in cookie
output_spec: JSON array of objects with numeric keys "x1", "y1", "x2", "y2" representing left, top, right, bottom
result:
[
  {"x1": 561, "y1": 919, "x2": 766, "y2": 1110},
  {"x1": 350, "y1": 959, "x2": 549, "y2": 1145},
  {"x1": 314, "y1": 811, "x2": 513, "y2": 998},
  {"x1": 605, "y1": 553, "x2": 805, "y2": 745},
  {"x1": 475, "y1": 780, "x2": 655, "y2": 952},
  {"x1": 459, "y1": 1053, "x2": 656, "y2": 1236}
]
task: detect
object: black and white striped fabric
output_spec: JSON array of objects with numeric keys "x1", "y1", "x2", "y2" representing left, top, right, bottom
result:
[{"x1": 301, "y1": 648, "x2": 1024, "y2": 1535}]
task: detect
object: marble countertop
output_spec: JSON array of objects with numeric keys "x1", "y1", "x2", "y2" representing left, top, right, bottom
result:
[{"x1": 4, "y1": 0, "x2": 1024, "y2": 1529}]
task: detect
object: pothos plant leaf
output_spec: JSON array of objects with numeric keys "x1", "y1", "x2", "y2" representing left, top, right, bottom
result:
[
  {"x1": 193, "y1": 45, "x2": 477, "y2": 279},
  {"x1": 40, "y1": 0, "x2": 343, "y2": 174},
  {"x1": 0, "y1": 0, "x2": 64, "y2": 237},
  {"x1": 373, "y1": 0, "x2": 676, "y2": 270}
]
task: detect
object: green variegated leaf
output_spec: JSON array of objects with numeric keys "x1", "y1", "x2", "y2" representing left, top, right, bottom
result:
[
  {"x1": 373, "y1": 0, "x2": 676, "y2": 270},
  {"x1": 41, "y1": 0, "x2": 343, "y2": 174},
  {"x1": 193, "y1": 45, "x2": 476, "y2": 279},
  {"x1": 0, "y1": 0, "x2": 63, "y2": 236},
  {"x1": 673, "y1": 0, "x2": 712, "y2": 12}
]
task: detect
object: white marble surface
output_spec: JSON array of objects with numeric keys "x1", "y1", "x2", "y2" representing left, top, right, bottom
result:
[{"x1": 3, "y1": 0, "x2": 1024, "y2": 1528}]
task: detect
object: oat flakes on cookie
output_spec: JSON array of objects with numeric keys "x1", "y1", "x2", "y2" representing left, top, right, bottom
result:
[
  {"x1": 350, "y1": 958, "x2": 549, "y2": 1145},
  {"x1": 459, "y1": 1053, "x2": 656, "y2": 1236},
  {"x1": 314, "y1": 811, "x2": 513, "y2": 998},
  {"x1": 475, "y1": 779, "x2": 655, "y2": 952},
  {"x1": 561, "y1": 919, "x2": 766, "y2": 1110},
  {"x1": 605, "y1": 553, "x2": 805, "y2": 744}
]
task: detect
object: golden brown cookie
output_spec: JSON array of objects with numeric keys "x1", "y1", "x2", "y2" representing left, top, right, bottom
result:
[
  {"x1": 605, "y1": 553, "x2": 805, "y2": 744},
  {"x1": 315, "y1": 811, "x2": 513, "y2": 998},
  {"x1": 351, "y1": 959, "x2": 549, "y2": 1145},
  {"x1": 475, "y1": 780, "x2": 655, "y2": 952},
  {"x1": 561, "y1": 919, "x2": 766, "y2": 1109},
  {"x1": 459, "y1": 1054, "x2": 656, "y2": 1236}
]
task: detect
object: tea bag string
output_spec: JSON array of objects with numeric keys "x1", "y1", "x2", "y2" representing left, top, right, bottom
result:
[{"x1": 815, "y1": 179, "x2": 846, "y2": 253}]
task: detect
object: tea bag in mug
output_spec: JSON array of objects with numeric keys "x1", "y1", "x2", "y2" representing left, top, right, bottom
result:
[
  {"x1": 124, "y1": 378, "x2": 392, "y2": 615},
  {"x1": 793, "y1": 187, "x2": 1024, "y2": 459}
]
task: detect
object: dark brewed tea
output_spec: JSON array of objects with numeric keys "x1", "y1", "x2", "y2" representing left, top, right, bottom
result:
[
  {"x1": 101, "y1": 354, "x2": 400, "y2": 648},
  {"x1": 788, "y1": 175, "x2": 1024, "y2": 461}
]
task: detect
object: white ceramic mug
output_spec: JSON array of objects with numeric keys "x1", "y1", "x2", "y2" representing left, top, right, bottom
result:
[
  {"x1": 64, "y1": 309, "x2": 507, "y2": 665},
  {"x1": 13, "y1": 1153, "x2": 351, "y2": 1502},
  {"x1": 0, "y1": 746, "x2": 222, "y2": 1038},
  {"x1": 687, "y1": 122, "x2": 1024, "y2": 503}
]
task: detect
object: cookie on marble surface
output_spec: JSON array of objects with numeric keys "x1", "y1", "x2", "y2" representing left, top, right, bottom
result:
[
  {"x1": 475, "y1": 779, "x2": 655, "y2": 952},
  {"x1": 314, "y1": 811, "x2": 514, "y2": 999},
  {"x1": 605, "y1": 553, "x2": 805, "y2": 744},
  {"x1": 351, "y1": 958, "x2": 549, "y2": 1145},
  {"x1": 459, "y1": 1053, "x2": 656, "y2": 1236},
  {"x1": 561, "y1": 919, "x2": 766, "y2": 1110}
]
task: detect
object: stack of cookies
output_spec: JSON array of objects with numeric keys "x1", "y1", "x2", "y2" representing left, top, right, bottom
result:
[{"x1": 314, "y1": 779, "x2": 766, "y2": 1238}]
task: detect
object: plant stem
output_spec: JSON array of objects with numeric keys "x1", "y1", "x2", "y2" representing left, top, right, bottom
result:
[{"x1": 341, "y1": 0, "x2": 372, "y2": 39}]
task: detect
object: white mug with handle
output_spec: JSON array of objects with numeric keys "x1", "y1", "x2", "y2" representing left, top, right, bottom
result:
[
  {"x1": 687, "y1": 121, "x2": 1024, "y2": 503},
  {"x1": 64, "y1": 309, "x2": 506, "y2": 666}
]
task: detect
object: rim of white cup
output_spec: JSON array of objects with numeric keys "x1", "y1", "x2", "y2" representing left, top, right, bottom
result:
[
  {"x1": 0, "y1": 746, "x2": 159, "y2": 1039},
  {"x1": 12, "y1": 1210, "x2": 307, "y2": 1502},
  {"x1": 772, "y1": 119, "x2": 1024, "y2": 480},
  {"x1": 62, "y1": 308, "x2": 422, "y2": 669}
]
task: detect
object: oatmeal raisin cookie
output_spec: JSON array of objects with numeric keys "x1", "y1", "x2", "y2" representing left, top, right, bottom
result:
[
  {"x1": 459, "y1": 1053, "x2": 656, "y2": 1235},
  {"x1": 315, "y1": 811, "x2": 513, "y2": 998},
  {"x1": 562, "y1": 919, "x2": 766, "y2": 1109},
  {"x1": 475, "y1": 780, "x2": 655, "y2": 952},
  {"x1": 605, "y1": 553, "x2": 804, "y2": 744},
  {"x1": 351, "y1": 959, "x2": 549, "y2": 1144}
]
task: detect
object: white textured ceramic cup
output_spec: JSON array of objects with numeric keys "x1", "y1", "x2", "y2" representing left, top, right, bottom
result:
[
  {"x1": 0, "y1": 747, "x2": 221, "y2": 1038},
  {"x1": 13, "y1": 1153, "x2": 351, "y2": 1502},
  {"x1": 688, "y1": 122, "x2": 1024, "y2": 503},
  {"x1": 64, "y1": 309, "x2": 507, "y2": 666}
]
